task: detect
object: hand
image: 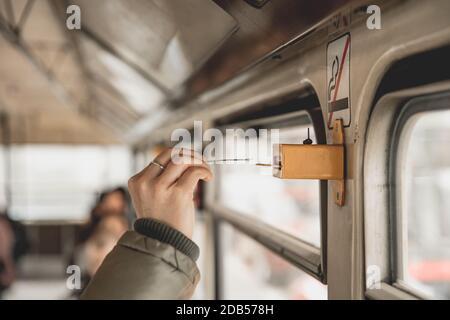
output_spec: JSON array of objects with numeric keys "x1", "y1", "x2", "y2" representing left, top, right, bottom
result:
[{"x1": 128, "y1": 148, "x2": 213, "y2": 239}]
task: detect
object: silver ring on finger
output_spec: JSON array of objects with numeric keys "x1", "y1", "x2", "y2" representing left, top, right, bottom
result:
[{"x1": 150, "y1": 160, "x2": 165, "y2": 170}]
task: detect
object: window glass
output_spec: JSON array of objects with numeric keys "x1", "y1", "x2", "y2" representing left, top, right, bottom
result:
[
  {"x1": 1, "y1": 145, "x2": 131, "y2": 221},
  {"x1": 398, "y1": 110, "x2": 450, "y2": 299},
  {"x1": 220, "y1": 223, "x2": 327, "y2": 299},
  {"x1": 217, "y1": 123, "x2": 321, "y2": 247}
]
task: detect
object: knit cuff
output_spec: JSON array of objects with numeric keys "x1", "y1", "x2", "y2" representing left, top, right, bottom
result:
[{"x1": 133, "y1": 218, "x2": 199, "y2": 262}]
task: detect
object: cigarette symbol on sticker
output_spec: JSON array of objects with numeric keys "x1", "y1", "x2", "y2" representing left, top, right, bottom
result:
[
  {"x1": 328, "y1": 56, "x2": 340, "y2": 100},
  {"x1": 327, "y1": 34, "x2": 351, "y2": 128}
]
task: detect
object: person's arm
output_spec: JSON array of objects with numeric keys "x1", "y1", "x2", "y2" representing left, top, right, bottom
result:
[{"x1": 81, "y1": 148, "x2": 212, "y2": 300}]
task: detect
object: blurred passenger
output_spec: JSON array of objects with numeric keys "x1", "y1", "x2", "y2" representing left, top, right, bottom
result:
[
  {"x1": 96, "y1": 187, "x2": 129, "y2": 217},
  {"x1": 0, "y1": 211, "x2": 29, "y2": 299},
  {"x1": 83, "y1": 215, "x2": 128, "y2": 276},
  {"x1": 72, "y1": 215, "x2": 128, "y2": 298},
  {"x1": 78, "y1": 187, "x2": 130, "y2": 244},
  {"x1": 70, "y1": 187, "x2": 130, "y2": 297}
]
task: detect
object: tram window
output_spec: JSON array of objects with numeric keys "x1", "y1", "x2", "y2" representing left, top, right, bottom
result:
[
  {"x1": 217, "y1": 123, "x2": 321, "y2": 247},
  {"x1": 397, "y1": 109, "x2": 450, "y2": 299},
  {"x1": 220, "y1": 223, "x2": 327, "y2": 299},
  {"x1": 0, "y1": 145, "x2": 131, "y2": 221}
]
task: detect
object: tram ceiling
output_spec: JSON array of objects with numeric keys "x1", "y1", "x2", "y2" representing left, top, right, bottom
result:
[
  {"x1": 0, "y1": 38, "x2": 116, "y2": 144},
  {"x1": 0, "y1": 0, "x2": 117, "y2": 144},
  {"x1": 0, "y1": 0, "x2": 240, "y2": 144},
  {"x1": 1, "y1": 0, "x2": 353, "y2": 145},
  {"x1": 67, "y1": 0, "x2": 238, "y2": 93},
  {"x1": 183, "y1": 0, "x2": 350, "y2": 101}
]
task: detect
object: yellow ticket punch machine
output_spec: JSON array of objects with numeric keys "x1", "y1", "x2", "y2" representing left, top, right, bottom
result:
[{"x1": 272, "y1": 119, "x2": 346, "y2": 206}]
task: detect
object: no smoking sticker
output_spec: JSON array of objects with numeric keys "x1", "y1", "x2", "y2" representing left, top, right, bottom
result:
[{"x1": 327, "y1": 33, "x2": 351, "y2": 128}]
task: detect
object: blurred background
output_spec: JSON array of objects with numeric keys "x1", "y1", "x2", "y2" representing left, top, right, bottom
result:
[
  {"x1": 1, "y1": 0, "x2": 448, "y2": 301},
  {"x1": 0, "y1": 0, "x2": 347, "y2": 300}
]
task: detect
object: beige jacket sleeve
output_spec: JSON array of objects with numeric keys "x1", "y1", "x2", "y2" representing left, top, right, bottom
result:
[{"x1": 80, "y1": 231, "x2": 200, "y2": 300}]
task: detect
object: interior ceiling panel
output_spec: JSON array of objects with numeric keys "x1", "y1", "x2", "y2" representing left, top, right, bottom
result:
[
  {"x1": 91, "y1": 81, "x2": 141, "y2": 124},
  {"x1": 78, "y1": 35, "x2": 166, "y2": 116},
  {"x1": 51, "y1": 49, "x2": 89, "y2": 108},
  {"x1": 0, "y1": 0, "x2": 29, "y2": 27},
  {"x1": 5, "y1": 112, "x2": 118, "y2": 144},
  {"x1": 0, "y1": 36, "x2": 61, "y2": 114},
  {"x1": 20, "y1": 0, "x2": 66, "y2": 43},
  {"x1": 71, "y1": 0, "x2": 238, "y2": 91},
  {"x1": 183, "y1": 0, "x2": 350, "y2": 99},
  {"x1": 0, "y1": 0, "x2": 86, "y2": 109},
  {"x1": 17, "y1": 0, "x2": 90, "y2": 108},
  {"x1": 0, "y1": 2, "x2": 117, "y2": 144}
]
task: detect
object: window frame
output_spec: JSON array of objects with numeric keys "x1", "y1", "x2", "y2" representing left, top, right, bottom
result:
[
  {"x1": 364, "y1": 84, "x2": 450, "y2": 300},
  {"x1": 390, "y1": 91, "x2": 450, "y2": 299},
  {"x1": 216, "y1": 219, "x2": 328, "y2": 300},
  {"x1": 205, "y1": 109, "x2": 328, "y2": 284}
]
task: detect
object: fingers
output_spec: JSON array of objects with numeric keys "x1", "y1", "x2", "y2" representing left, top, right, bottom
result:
[
  {"x1": 141, "y1": 148, "x2": 175, "y2": 180},
  {"x1": 156, "y1": 151, "x2": 210, "y2": 187},
  {"x1": 143, "y1": 148, "x2": 204, "y2": 180},
  {"x1": 126, "y1": 147, "x2": 214, "y2": 236},
  {"x1": 129, "y1": 148, "x2": 211, "y2": 190},
  {"x1": 128, "y1": 148, "x2": 173, "y2": 196},
  {"x1": 129, "y1": 147, "x2": 175, "y2": 184},
  {"x1": 175, "y1": 166, "x2": 213, "y2": 194}
]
